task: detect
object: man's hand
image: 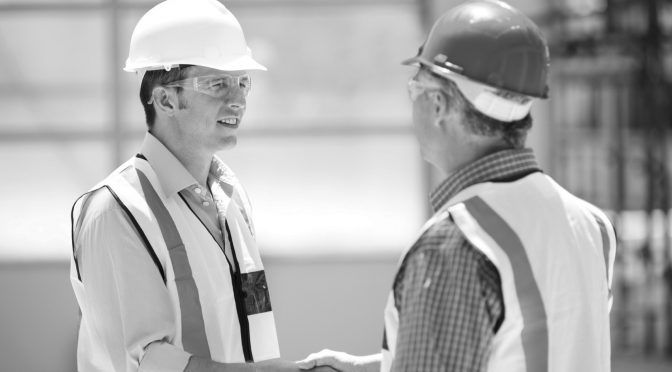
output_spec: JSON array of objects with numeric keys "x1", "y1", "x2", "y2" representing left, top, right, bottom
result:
[
  {"x1": 255, "y1": 358, "x2": 336, "y2": 372},
  {"x1": 296, "y1": 350, "x2": 381, "y2": 372}
]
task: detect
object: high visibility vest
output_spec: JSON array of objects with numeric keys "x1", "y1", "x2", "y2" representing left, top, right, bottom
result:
[
  {"x1": 382, "y1": 173, "x2": 616, "y2": 372},
  {"x1": 70, "y1": 156, "x2": 280, "y2": 365}
]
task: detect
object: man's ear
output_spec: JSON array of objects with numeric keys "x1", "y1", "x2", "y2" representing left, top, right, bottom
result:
[
  {"x1": 430, "y1": 90, "x2": 448, "y2": 127},
  {"x1": 152, "y1": 86, "x2": 177, "y2": 116}
]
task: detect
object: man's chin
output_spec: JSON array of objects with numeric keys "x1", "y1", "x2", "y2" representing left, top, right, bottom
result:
[{"x1": 216, "y1": 135, "x2": 238, "y2": 152}]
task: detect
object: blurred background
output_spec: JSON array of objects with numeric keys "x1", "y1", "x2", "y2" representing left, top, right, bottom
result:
[{"x1": 0, "y1": 0, "x2": 671, "y2": 371}]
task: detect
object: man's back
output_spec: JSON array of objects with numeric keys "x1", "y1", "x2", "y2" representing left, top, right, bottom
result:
[{"x1": 447, "y1": 172, "x2": 615, "y2": 371}]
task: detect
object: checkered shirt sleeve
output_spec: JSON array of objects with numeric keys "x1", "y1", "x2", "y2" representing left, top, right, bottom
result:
[{"x1": 391, "y1": 218, "x2": 504, "y2": 372}]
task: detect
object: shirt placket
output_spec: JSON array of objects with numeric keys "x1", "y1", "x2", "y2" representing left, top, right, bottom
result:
[{"x1": 185, "y1": 184, "x2": 237, "y2": 272}]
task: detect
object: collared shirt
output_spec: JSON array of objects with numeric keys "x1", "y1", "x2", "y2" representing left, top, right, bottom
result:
[
  {"x1": 140, "y1": 135, "x2": 250, "y2": 271},
  {"x1": 73, "y1": 132, "x2": 251, "y2": 371},
  {"x1": 391, "y1": 148, "x2": 541, "y2": 372}
]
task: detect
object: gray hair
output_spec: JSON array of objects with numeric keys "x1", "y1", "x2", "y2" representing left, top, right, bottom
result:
[{"x1": 431, "y1": 73, "x2": 532, "y2": 149}]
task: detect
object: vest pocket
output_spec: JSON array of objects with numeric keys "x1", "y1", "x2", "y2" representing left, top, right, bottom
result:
[{"x1": 240, "y1": 270, "x2": 271, "y2": 315}]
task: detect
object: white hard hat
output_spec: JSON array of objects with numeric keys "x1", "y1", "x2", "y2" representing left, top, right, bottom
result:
[{"x1": 124, "y1": 0, "x2": 266, "y2": 72}]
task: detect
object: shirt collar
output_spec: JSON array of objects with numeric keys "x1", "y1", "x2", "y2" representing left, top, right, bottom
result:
[
  {"x1": 429, "y1": 148, "x2": 541, "y2": 212},
  {"x1": 209, "y1": 155, "x2": 237, "y2": 186},
  {"x1": 139, "y1": 132, "x2": 199, "y2": 197}
]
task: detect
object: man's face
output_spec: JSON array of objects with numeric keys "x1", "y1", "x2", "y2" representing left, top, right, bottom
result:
[
  {"x1": 170, "y1": 66, "x2": 249, "y2": 154},
  {"x1": 408, "y1": 69, "x2": 446, "y2": 165}
]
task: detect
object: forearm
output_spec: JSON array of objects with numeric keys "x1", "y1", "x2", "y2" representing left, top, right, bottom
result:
[
  {"x1": 184, "y1": 356, "x2": 254, "y2": 372},
  {"x1": 353, "y1": 353, "x2": 381, "y2": 372},
  {"x1": 184, "y1": 357, "x2": 307, "y2": 372}
]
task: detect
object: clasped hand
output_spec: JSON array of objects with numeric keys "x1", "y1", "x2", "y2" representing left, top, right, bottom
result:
[{"x1": 296, "y1": 349, "x2": 379, "y2": 372}]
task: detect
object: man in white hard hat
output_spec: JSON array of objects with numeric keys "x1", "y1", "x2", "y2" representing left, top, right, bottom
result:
[
  {"x1": 70, "y1": 1, "x2": 327, "y2": 371},
  {"x1": 299, "y1": 1, "x2": 616, "y2": 371}
]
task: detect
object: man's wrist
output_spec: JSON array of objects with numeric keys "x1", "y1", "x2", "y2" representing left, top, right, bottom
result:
[{"x1": 353, "y1": 353, "x2": 382, "y2": 372}]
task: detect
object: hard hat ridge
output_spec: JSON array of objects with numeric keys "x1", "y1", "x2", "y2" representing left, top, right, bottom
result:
[{"x1": 124, "y1": 0, "x2": 266, "y2": 73}]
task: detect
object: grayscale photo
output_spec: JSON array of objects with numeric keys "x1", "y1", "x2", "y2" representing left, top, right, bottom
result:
[{"x1": 0, "y1": 0, "x2": 671, "y2": 371}]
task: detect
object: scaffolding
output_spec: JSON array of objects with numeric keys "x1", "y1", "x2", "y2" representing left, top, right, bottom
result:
[{"x1": 548, "y1": 0, "x2": 672, "y2": 357}]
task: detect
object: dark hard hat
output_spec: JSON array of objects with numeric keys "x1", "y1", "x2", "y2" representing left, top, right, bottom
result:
[{"x1": 403, "y1": 0, "x2": 550, "y2": 98}]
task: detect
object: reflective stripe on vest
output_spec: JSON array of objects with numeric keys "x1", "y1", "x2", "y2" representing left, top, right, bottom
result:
[
  {"x1": 72, "y1": 156, "x2": 280, "y2": 363},
  {"x1": 121, "y1": 159, "x2": 279, "y2": 361},
  {"x1": 70, "y1": 165, "x2": 210, "y2": 358},
  {"x1": 462, "y1": 196, "x2": 548, "y2": 372},
  {"x1": 133, "y1": 169, "x2": 211, "y2": 359},
  {"x1": 380, "y1": 173, "x2": 613, "y2": 372}
]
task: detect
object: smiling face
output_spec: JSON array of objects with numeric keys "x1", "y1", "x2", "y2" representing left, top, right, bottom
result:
[{"x1": 168, "y1": 66, "x2": 249, "y2": 155}]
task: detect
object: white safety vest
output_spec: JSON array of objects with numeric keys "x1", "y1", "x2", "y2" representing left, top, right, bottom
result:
[
  {"x1": 382, "y1": 173, "x2": 616, "y2": 372},
  {"x1": 70, "y1": 156, "x2": 280, "y2": 365}
]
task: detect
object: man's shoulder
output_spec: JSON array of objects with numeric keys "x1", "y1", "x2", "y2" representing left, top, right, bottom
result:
[
  {"x1": 75, "y1": 159, "x2": 142, "y2": 220},
  {"x1": 394, "y1": 214, "x2": 489, "y2": 296},
  {"x1": 397, "y1": 215, "x2": 469, "y2": 272},
  {"x1": 416, "y1": 214, "x2": 465, "y2": 251},
  {"x1": 76, "y1": 186, "x2": 125, "y2": 226}
]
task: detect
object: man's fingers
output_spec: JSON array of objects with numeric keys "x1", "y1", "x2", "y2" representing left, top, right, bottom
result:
[
  {"x1": 306, "y1": 356, "x2": 336, "y2": 367},
  {"x1": 296, "y1": 358, "x2": 315, "y2": 370},
  {"x1": 296, "y1": 351, "x2": 323, "y2": 368},
  {"x1": 313, "y1": 366, "x2": 339, "y2": 372},
  {"x1": 296, "y1": 350, "x2": 338, "y2": 370}
]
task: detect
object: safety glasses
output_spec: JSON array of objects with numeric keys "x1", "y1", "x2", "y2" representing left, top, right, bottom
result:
[
  {"x1": 407, "y1": 78, "x2": 443, "y2": 101},
  {"x1": 165, "y1": 73, "x2": 252, "y2": 98}
]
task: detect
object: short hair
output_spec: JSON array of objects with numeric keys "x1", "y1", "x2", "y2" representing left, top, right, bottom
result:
[
  {"x1": 430, "y1": 72, "x2": 532, "y2": 149},
  {"x1": 139, "y1": 65, "x2": 192, "y2": 128}
]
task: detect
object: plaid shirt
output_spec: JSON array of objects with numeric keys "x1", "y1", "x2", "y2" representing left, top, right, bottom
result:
[{"x1": 391, "y1": 148, "x2": 541, "y2": 372}]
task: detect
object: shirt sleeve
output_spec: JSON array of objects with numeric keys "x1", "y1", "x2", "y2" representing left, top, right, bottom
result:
[
  {"x1": 73, "y1": 189, "x2": 191, "y2": 372},
  {"x1": 391, "y1": 220, "x2": 504, "y2": 372}
]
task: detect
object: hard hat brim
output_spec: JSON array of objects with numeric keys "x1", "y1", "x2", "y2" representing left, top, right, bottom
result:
[
  {"x1": 400, "y1": 56, "x2": 420, "y2": 66},
  {"x1": 402, "y1": 57, "x2": 536, "y2": 122},
  {"x1": 206, "y1": 55, "x2": 267, "y2": 72},
  {"x1": 124, "y1": 55, "x2": 267, "y2": 73}
]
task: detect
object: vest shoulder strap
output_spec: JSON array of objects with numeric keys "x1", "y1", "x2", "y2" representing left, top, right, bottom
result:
[
  {"x1": 449, "y1": 196, "x2": 549, "y2": 372},
  {"x1": 111, "y1": 159, "x2": 212, "y2": 359},
  {"x1": 70, "y1": 183, "x2": 165, "y2": 283}
]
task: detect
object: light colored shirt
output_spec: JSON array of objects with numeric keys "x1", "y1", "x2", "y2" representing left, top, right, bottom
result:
[{"x1": 73, "y1": 133, "x2": 254, "y2": 371}]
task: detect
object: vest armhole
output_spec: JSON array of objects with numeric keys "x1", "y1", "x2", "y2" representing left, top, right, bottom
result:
[
  {"x1": 103, "y1": 184, "x2": 167, "y2": 284},
  {"x1": 71, "y1": 189, "x2": 103, "y2": 282}
]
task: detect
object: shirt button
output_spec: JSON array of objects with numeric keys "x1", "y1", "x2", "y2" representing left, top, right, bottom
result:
[
  {"x1": 202, "y1": 201, "x2": 210, "y2": 207},
  {"x1": 194, "y1": 187, "x2": 202, "y2": 194}
]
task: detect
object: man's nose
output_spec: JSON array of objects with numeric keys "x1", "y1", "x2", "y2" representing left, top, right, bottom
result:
[
  {"x1": 227, "y1": 92, "x2": 246, "y2": 111},
  {"x1": 229, "y1": 101, "x2": 245, "y2": 110}
]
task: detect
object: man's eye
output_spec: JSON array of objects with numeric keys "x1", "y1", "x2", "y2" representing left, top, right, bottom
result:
[{"x1": 208, "y1": 78, "x2": 229, "y2": 89}]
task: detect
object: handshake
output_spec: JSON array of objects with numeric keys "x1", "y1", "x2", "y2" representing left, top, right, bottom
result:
[
  {"x1": 253, "y1": 350, "x2": 380, "y2": 372},
  {"x1": 296, "y1": 350, "x2": 380, "y2": 372}
]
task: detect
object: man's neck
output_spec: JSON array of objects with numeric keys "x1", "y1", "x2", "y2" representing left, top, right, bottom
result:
[
  {"x1": 438, "y1": 139, "x2": 513, "y2": 176},
  {"x1": 173, "y1": 148, "x2": 211, "y2": 188},
  {"x1": 150, "y1": 130, "x2": 212, "y2": 187}
]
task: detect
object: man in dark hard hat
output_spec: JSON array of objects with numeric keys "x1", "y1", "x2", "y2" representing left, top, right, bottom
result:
[{"x1": 299, "y1": 1, "x2": 616, "y2": 371}]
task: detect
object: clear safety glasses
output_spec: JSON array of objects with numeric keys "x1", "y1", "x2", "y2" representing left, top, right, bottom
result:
[
  {"x1": 164, "y1": 73, "x2": 252, "y2": 98},
  {"x1": 407, "y1": 78, "x2": 444, "y2": 102}
]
